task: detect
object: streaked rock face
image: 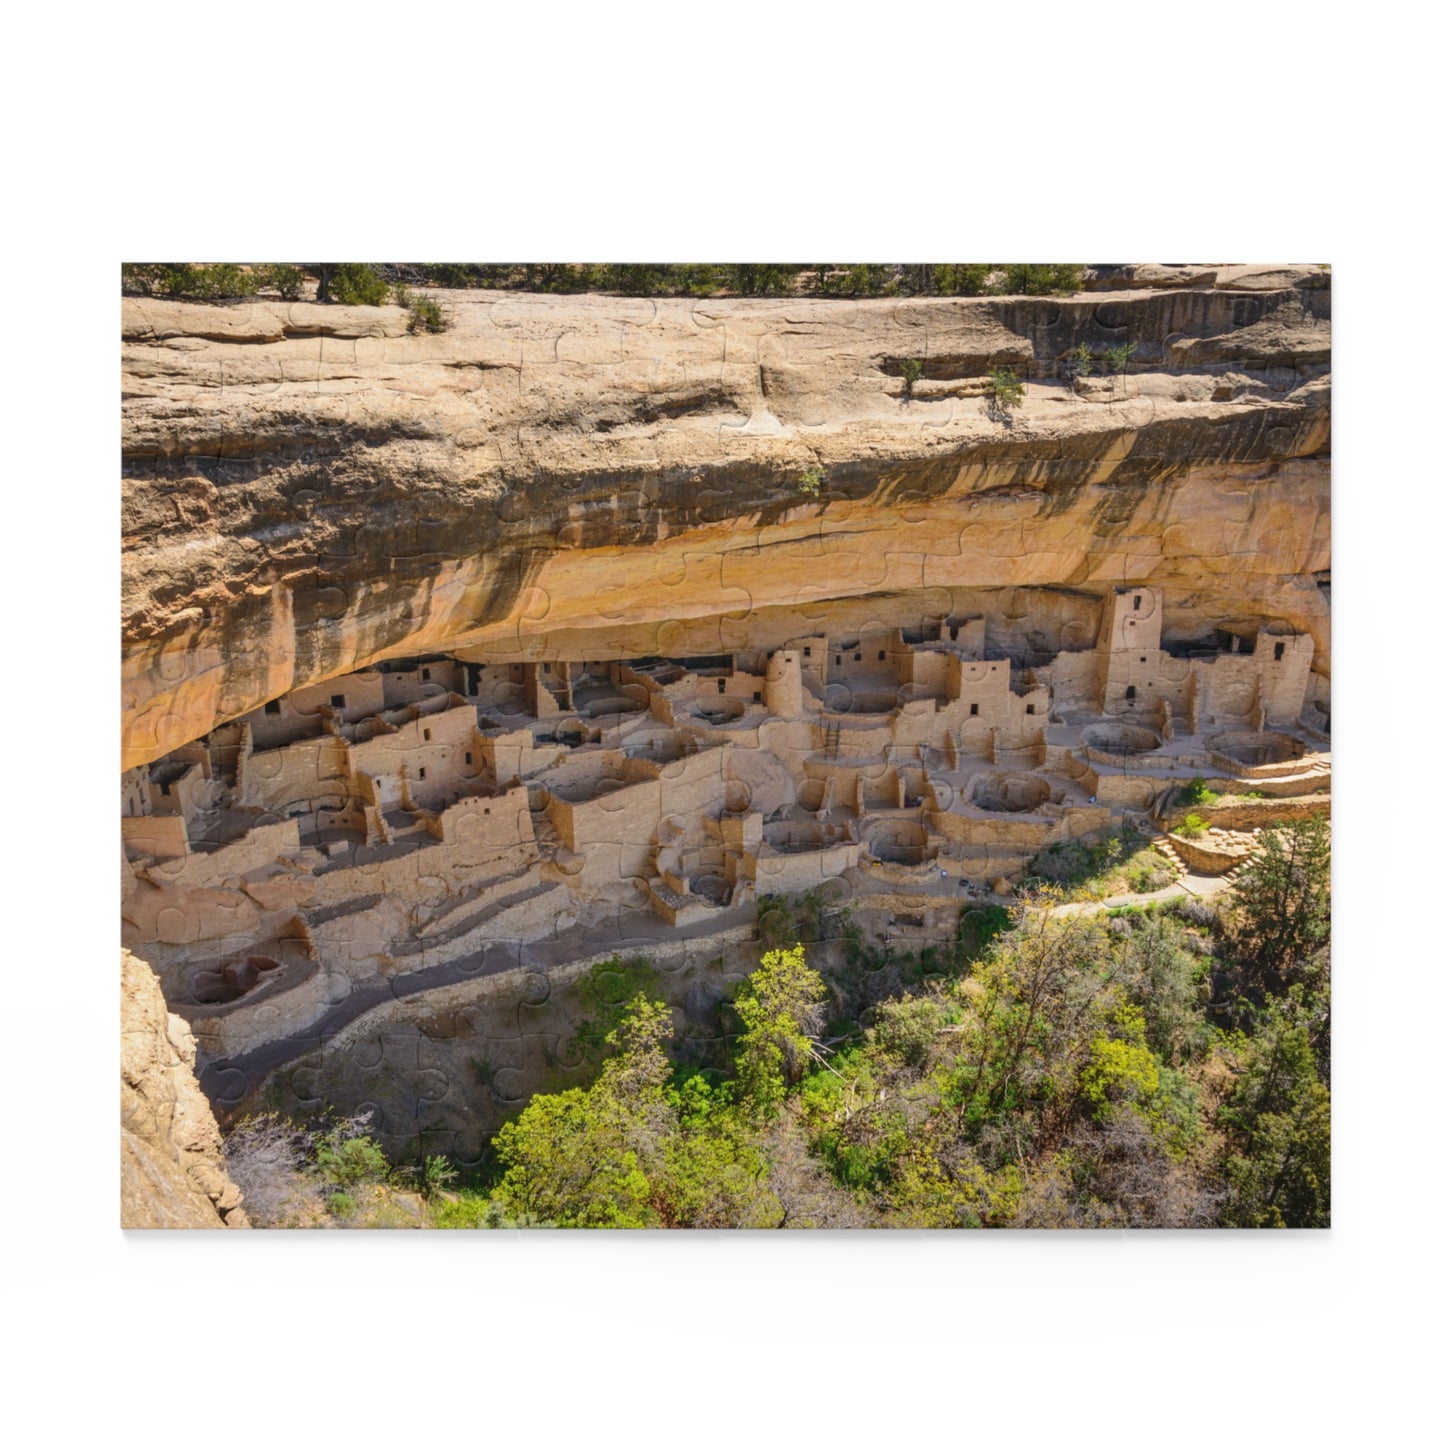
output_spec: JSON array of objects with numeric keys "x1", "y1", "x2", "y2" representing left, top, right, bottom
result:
[
  {"x1": 122, "y1": 274, "x2": 1329, "y2": 770},
  {"x1": 120, "y1": 949, "x2": 247, "y2": 1228}
]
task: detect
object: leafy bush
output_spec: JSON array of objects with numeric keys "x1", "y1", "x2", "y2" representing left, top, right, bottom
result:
[
  {"x1": 122, "y1": 263, "x2": 169, "y2": 296},
  {"x1": 933, "y1": 263, "x2": 992, "y2": 296},
  {"x1": 994, "y1": 263, "x2": 1085, "y2": 296},
  {"x1": 123, "y1": 263, "x2": 259, "y2": 300},
  {"x1": 732, "y1": 945, "x2": 829, "y2": 1115},
  {"x1": 328, "y1": 263, "x2": 390, "y2": 306},
  {"x1": 395, "y1": 285, "x2": 448, "y2": 333},
  {"x1": 1173, "y1": 896, "x2": 1218, "y2": 929},
  {"x1": 1176, "y1": 813, "x2": 1209, "y2": 839},
  {"x1": 1103, "y1": 340, "x2": 1139, "y2": 374},
  {"x1": 1124, "y1": 850, "x2": 1176, "y2": 893},
  {"x1": 899, "y1": 358, "x2": 924, "y2": 399},
  {"x1": 253, "y1": 263, "x2": 305, "y2": 299},
  {"x1": 316, "y1": 1126, "x2": 390, "y2": 1187},
  {"x1": 569, "y1": 954, "x2": 664, "y2": 1066},
  {"x1": 1177, "y1": 777, "x2": 1220, "y2": 808},
  {"x1": 796, "y1": 465, "x2": 826, "y2": 497},
  {"x1": 725, "y1": 263, "x2": 798, "y2": 296},
  {"x1": 954, "y1": 903, "x2": 1013, "y2": 961},
  {"x1": 870, "y1": 996, "x2": 944, "y2": 1068},
  {"x1": 985, "y1": 367, "x2": 1025, "y2": 415}
]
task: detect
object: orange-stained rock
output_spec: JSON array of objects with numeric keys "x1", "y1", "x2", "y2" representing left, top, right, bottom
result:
[{"x1": 122, "y1": 279, "x2": 1330, "y2": 769}]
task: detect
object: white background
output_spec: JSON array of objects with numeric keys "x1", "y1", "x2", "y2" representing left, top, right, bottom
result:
[{"x1": 1, "y1": 3, "x2": 1436, "y2": 1439}]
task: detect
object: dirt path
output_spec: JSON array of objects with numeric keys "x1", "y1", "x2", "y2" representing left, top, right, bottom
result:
[
  {"x1": 198, "y1": 903, "x2": 756, "y2": 1107},
  {"x1": 200, "y1": 866, "x2": 1233, "y2": 1108}
]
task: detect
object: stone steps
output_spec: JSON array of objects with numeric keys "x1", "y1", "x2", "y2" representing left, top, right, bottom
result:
[{"x1": 1121, "y1": 820, "x2": 1190, "y2": 884}]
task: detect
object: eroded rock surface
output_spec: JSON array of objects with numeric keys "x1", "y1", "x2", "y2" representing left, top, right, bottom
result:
[
  {"x1": 122, "y1": 277, "x2": 1330, "y2": 770},
  {"x1": 120, "y1": 948, "x2": 247, "y2": 1227}
]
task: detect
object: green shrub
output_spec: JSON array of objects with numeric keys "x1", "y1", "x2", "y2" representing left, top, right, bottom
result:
[
  {"x1": 184, "y1": 263, "x2": 257, "y2": 300},
  {"x1": 253, "y1": 263, "x2": 305, "y2": 299},
  {"x1": 954, "y1": 903, "x2": 1013, "y2": 961},
  {"x1": 420, "y1": 1154, "x2": 458, "y2": 1198},
  {"x1": 836, "y1": 263, "x2": 896, "y2": 297},
  {"x1": 122, "y1": 263, "x2": 166, "y2": 296},
  {"x1": 933, "y1": 263, "x2": 992, "y2": 296},
  {"x1": 1124, "y1": 850, "x2": 1176, "y2": 893},
  {"x1": 328, "y1": 263, "x2": 390, "y2": 306},
  {"x1": 985, "y1": 367, "x2": 1025, "y2": 412},
  {"x1": 1103, "y1": 340, "x2": 1139, "y2": 374},
  {"x1": 994, "y1": 263, "x2": 1085, "y2": 297},
  {"x1": 1176, "y1": 814, "x2": 1208, "y2": 839},
  {"x1": 797, "y1": 465, "x2": 827, "y2": 496},
  {"x1": 899, "y1": 358, "x2": 924, "y2": 400},
  {"x1": 1177, "y1": 777, "x2": 1220, "y2": 808},
  {"x1": 316, "y1": 1125, "x2": 390, "y2": 1186},
  {"x1": 569, "y1": 955, "x2": 665, "y2": 1066},
  {"x1": 124, "y1": 263, "x2": 261, "y2": 301},
  {"x1": 431, "y1": 1189, "x2": 505, "y2": 1228},
  {"x1": 724, "y1": 263, "x2": 798, "y2": 296},
  {"x1": 408, "y1": 294, "x2": 447, "y2": 333}
]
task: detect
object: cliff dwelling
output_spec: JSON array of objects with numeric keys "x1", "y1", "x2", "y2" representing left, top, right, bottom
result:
[
  {"x1": 119, "y1": 261, "x2": 1331, "y2": 1200},
  {"x1": 122, "y1": 580, "x2": 1330, "y2": 1071}
]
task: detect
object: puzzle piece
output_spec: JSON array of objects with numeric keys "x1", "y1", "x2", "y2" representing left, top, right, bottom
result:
[{"x1": 121, "y1": 262, "x2": 1332, "y2": 1228}]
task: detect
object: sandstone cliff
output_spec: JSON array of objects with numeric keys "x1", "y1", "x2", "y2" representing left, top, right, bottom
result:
[
  {"x1": 121, "y1": 948, "x2": 247, "y2": 1227},
  {"x1": 121, "y1": 270, "x2": 1329, "y2": 769}
]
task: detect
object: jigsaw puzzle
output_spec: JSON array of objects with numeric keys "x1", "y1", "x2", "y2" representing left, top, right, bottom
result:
[{"x1": 120, "y1": 262, "x2": 1332, "y2": 1229}]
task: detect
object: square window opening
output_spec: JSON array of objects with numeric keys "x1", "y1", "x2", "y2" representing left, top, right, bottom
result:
[{"x1": 264, "y1": 700, "x2": 281, "y2": 716}]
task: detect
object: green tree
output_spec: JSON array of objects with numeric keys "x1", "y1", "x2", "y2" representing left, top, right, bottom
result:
[
  {"x1": 1218, "y1": 990, "x2": 1330, "y2": 1227},
  {"x1": 567, "y1": 954, "x2": 664, "y2": 1067},
  {"x1": 491, "y1": 998, "x2": 781, "y2": 1227},
  {"x1": 995, "y1": 263, "x2": 1085, "y2": 296},
  {"x1": 984, "y1": 367, "x2": 1025, "y2": 418},
  {"x1": 725, "y1": 263, "x2": 797, "y2": 296},
  {"x1": 933, "y1": 263, "x2": 992, "y2": 296},
  {"x1": 326, "y1": 263, "x2": 390, "y2": 306},
  {"x1": 1124, "y1": 913, "x2": 1211, "y2": 1064},
  {"x1": 1228, "y1": 817, "x2": 1331, "y2": 987},
  {"x1": 490, "y1": 998, "x2": 675, "y2": 1226},
  {"x1": 1103, "y1": 340, "x2": 1138, "y2": 374},
  {"x1": 1078, "y1": 1004, "x2": 1160, "y2": 1118},
  {"x1": 733, "y1": 945, "x2": 828, "y2": 1115},
  {"x1": 656, "y1": 1074, "x2": 782, "y2": 1227}
]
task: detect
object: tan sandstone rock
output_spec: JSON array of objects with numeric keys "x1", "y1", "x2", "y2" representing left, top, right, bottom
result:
[
  {"x1": 120, "y1": 948, "x2": 247, "y2": 1228},
  {"x1": 122, "y1": 279, "x2": 1330, "y2": 770}
]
